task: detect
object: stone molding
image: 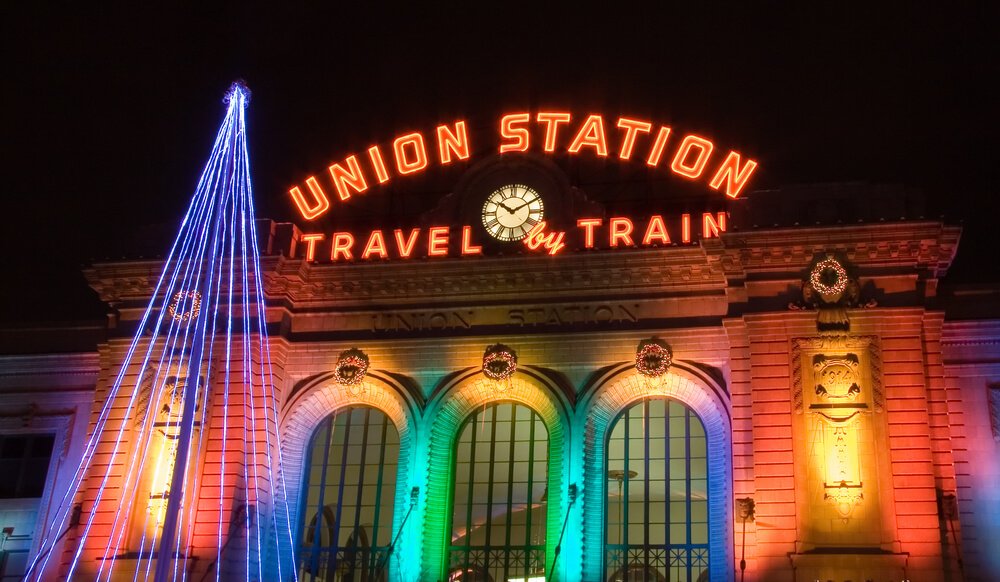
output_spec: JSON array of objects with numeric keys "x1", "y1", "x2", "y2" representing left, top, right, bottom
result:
[{"x1": 712, "y1": 221, "x2": 960, "y2": 279}]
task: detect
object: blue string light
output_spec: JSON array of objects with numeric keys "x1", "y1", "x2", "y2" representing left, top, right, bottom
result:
[{"x1": 25, "y1": 81, "x2": 298, "y2": 582}]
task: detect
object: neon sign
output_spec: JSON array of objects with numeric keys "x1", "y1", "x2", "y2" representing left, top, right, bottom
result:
[
  {"x1": 288, "y1": 112, "x2": 759, "y2": 221},
  {"x1": 297, "y1": 212, "x2": 727, "y2": 262}
]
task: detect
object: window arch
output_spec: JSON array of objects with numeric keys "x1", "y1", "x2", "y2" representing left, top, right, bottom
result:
[
  {"x1": 449, "y1": 402, "x2": 548, "y2": 582},
  {"x1": 605, "y1": 398, "x2": 709, "y2": 582},
  {"x1": 298, "y1": 406, "x2": 399, "y2": 581}
]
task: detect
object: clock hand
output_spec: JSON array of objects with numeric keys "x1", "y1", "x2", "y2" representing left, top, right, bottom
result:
[
  {"x1": 508, "y1": 200, "x2": 529, "y2": 212},
  {"x1": 498, "y1": 201, "x2": 518, "y2": 214}
]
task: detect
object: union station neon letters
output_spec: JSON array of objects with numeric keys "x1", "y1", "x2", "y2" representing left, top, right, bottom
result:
[{"x1": 288, "y1": 112, "x2": 759, "y2": 221}]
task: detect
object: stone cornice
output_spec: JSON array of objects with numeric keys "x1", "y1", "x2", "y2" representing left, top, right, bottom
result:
[
  {"x1": 0, "y1": 353, "x2": 101, "y2": 377},
  {"x1": 0, "y1": 353, "x2": 101, "y2": 391},
  {"x1": 710, "y1": 221, "x2": 961, "y2": 279},
  {"x1": 85, "y1": 246, "x2": 728, "y2": 307},
  {"x1": 264, "y1": 246, "x2": 725, "y2": 308},
  {"x1": 84, "y1": 260, "x2": 172, "y2": 303},
  {"x1": 942, "y1": 320, "x2": 1000, "y2": 347},
  {"x1": 84, "y1": 221, "x2": 963, "y2": 309}
]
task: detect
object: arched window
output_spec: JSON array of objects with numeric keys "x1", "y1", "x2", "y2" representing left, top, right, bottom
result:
[
  {"x1": 449, "y1": 402, "x2": 548, "y2": 582},
  {"x1": 298, "y1": 406, "x2": 399, "y2": 581},
  {"x1": 606, "y1": 398, "x2": 709, "y2": 582}
]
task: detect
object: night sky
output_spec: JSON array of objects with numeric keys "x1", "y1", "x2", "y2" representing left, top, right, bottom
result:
[{"x1": 1, "y1": 4, "x2": 995, "y2": 323}]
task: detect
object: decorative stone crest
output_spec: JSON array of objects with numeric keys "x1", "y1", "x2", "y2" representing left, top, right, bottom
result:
[
  {"x1": 813, "y1": 354, "x2": 861, "y2": 402},
  {"x1": 791, "y1": 336, "x2": 883, "y2": 414}
]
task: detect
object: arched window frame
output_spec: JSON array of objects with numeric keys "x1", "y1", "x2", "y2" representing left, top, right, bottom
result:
[
  {"x1": 579, "y1": 362, "x2": 733, "y2": 582},
  {"x1": 603, "y1": 397, "x2": 710, "y2": 582},
  {"x1": 281, "y1": 370, "x2": 421, "y2": 581},
  {"x1": 447, "y1": 401, "x2": 550, "y2": 581},
  {"x1": 422, "y1": 368, "x2": 573, "y2": 582},
  {"x1": 297, "y1": 405, "x2": 400, "y2": 580}
]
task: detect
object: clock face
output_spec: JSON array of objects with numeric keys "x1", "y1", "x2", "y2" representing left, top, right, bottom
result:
[{"x1": 481, "y1": 184, "x2": 544, "y2": 241}]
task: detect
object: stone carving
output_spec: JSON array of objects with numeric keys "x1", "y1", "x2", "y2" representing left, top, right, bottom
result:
[
  {"x1": 791, "y1": 348, "x2": 805, "y2": 414},
  {"x1": 825, "y1": 479, "x2": 865, "y2": 519},
  {"x1": 813, "y1": 354, "x2": 861, "y2": 402},
  {"x1": 989, "y1": 385, "x2": 1000, "y2": 442},
  {"x1": 791, "y1": 336, "x2": 883, "y2": 521},
  {"x1": 791, "y1": 336, "x2": 883, "y2": 414}
]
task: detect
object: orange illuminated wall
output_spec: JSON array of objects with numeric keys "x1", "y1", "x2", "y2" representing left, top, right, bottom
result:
[
  {"x1": 726, "y1": 310, "x2": 960, "y2": 582},
  {"x1": 54, "y1": 339, "x2": 286, "y2": 580}
]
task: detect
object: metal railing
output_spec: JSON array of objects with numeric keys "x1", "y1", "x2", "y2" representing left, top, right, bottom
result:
[
  {"x1": 448, "y1": 544, "x2": 545, "y2": 581},
  {"x1": 605, "y1": 544, "x2": 709, "y2": 582},
  {"x1": 298, "y1": 546, "x2": 391, "y2": 581}
]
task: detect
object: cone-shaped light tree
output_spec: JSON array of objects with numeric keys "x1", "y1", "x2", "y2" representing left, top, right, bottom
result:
[{"x1": 25, "y1": 82, "x2": 298, "y2": 582}]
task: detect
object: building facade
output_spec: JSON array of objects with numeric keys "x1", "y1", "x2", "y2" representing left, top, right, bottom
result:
[{"x1": 2, "y1": 177, "x2": 1000, "y2": 582}]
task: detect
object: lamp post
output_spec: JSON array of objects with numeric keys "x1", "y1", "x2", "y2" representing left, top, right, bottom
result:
[
  {"x1": 940, "y1": 492, "x2": 963, "y2": 577},
  {"x1": 608, "y1": 469, "x2": 638, "y2": 582},
  {"x1": 736, "y1": 497, "x2": 755, "y2": 582}
]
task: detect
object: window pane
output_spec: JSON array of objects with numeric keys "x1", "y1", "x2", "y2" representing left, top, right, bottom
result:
[
  {"x1": 450, "y1": 403, "x2": 548, "y2": 581},
  {"x1": 605, "y1": 398, "x2": 709, "y2": 582},
  {"x1": 0, "y1": 434, "x2": 56, "y2": 500},
  {"x1": 297, "y1": 407, "x2": 399, "y2": 580}
]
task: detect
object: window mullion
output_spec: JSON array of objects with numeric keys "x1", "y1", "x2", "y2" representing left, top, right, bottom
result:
[
  {"x1": 623, "y1": 406, "x2": 630, "y2": 550},
  {"x1": 503, "y1": 406, "x2": 516, "y2": 577},
  {"x1": 463, "y1": 406, "x2": 479, "y2": 567},
  {"x1": 368, "y1": 412, "x2": 389, "y2": 571},
  {"x1": 525, "y1": 406, "x2": 536, "y2": 566},
  {"x1": 484, "y1": 404, "x2": 498, "y2": 553},
  {"x1": 350, "y1": 407, "x2": 371, "y2": 575},
  {"x1": 329, "y1": 409, "x2": 354, "y2": 574},
  {"x1": 309, "y1": 415, "x2": 333, "y2": 574},
  {"x1": 644, "y1": 399, "x2": 651, "y2": 576},
  {"x1": 664, "y1": 400, "x2": 671, "y2": 560},
  {"x1": 685, "y1": 409, "x2": 693, "y2": 581}
]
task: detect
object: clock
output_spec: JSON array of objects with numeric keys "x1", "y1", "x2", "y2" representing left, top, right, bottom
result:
[{"x1": 481, "y1": 184, "x2": 544, "y2": 241}]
